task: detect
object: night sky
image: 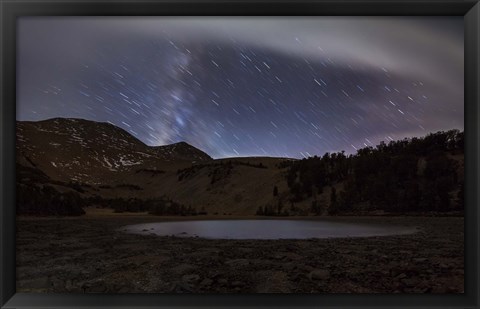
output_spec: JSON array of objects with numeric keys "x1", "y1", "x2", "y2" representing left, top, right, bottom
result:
[{"x1": 18, "y1": 17, "x2": 464, "y2": 159}]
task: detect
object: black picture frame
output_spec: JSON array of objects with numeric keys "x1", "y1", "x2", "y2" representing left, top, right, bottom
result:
[{"x1": 1, "y1": 0, "x2": 479, "y2": 308}]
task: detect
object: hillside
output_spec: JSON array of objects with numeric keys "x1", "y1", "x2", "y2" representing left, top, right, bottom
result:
[
  {"x1": 279, "y1": 130, "x2": 464, "y2": 215},
  {"x1": 16, "y1": 118, "x2": 464, "y2": 216},
  {"x1": 17, "y1": 118, "x2": 212, "y2": 183},
  {"x1": 16, "y1": 118, "x2": 289, "y2": 215}
]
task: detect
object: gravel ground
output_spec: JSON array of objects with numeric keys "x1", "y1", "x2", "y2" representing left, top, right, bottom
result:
[{"x1": 16, "y1": 215, "x2": 464, "y2": 293}]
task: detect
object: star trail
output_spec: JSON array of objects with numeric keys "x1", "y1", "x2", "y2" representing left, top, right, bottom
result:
[{"x1": 18, "y1": 17, "x2": 463, "y2": 158}]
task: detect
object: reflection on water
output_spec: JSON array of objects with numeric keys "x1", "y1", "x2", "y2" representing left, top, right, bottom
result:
[{"x1": 122, "y1": 220, "x2": 417, "y2": 240}]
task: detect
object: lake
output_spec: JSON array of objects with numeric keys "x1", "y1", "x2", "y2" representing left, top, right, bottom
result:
[{"x1": 122, "y1": 219, "x2": 418, "y2": 239}]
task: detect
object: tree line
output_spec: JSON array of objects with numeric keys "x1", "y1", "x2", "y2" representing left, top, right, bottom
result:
[
  {"x1": 177, "y1": 160, "x2": 267, "y2": 183},
  {"x1": 282, "y1": 130, "x2": 464, "y2": 215},
  {"x1": 17, "y1": 183, "x2": 86, "y2": 216},
  {"x1": 17, "y1": 183, "x2": 207, "y2": 216}
]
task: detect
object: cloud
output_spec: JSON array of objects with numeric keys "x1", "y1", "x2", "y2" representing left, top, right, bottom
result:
[
  {"x1": 88, "y1": 17, "x2": 463, "y2": 90},
  {"x1": 20, "y1": 17, "x2": 463, "y2": 87}
]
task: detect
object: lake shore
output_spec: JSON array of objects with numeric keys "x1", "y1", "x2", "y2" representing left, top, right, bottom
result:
[{"x1": 16, "y1": 212, "x2": 464, "y2": 293}]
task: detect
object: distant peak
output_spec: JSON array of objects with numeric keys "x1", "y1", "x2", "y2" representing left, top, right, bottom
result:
[
  {"x1": 154, "y1": 141, "x2": 212, "y2": 161},
  {"x1": 44, "y1": 117, "x2": 82, "y2": 122},
  {"x1": 171, "y1": 141, "x2": 192, "y2": 147}
]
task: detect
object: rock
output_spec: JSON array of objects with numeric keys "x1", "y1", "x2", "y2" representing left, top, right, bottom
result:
[
  {"x1": 218, "y1": 279, "x2": 228, "y2": 286},
  {"x1": 431, "y1": 285, "x2": 448, "y2": 293},
  {"x1": 225, "y1": 259, "x2": 249, "y2": 267},
  {"x1": 238, "y1": 247, "x2": 253, "y2": 254},
  {"x1": 286, "y1": 245, "x2": 298, "y2": 252},
  {"x1": 256, "y1": 271, "x2": 291, "y2": 293},
  {"x1": 51, "y1": 277, "x2": 65, "y2": 289},
  {"x1": 200, "y1": 278, "x2": 213, "y2": 286},
  {"x1": 283, "y1": 262, "x2": 296, "y2": 271},
  {"x1": 65, "y1": 279, "x2": 73, "y2": 291},
  {"x1": 182, "y1": 274, "x2": 200, "y2": 284},
  {"x1": 171, "y1": 264, "x2": 196, "y2": 275},
  {"x1": 447, "y1": 286, "x2": 458, "y2": 293},
  {"x1": 231, "y1": 281, "x2": 244, "y2": 287},
  {"x1": 175, "y1": 282, "x2": 195, "y2": 293},
  {"x1": 308, "y1": 269, "x2": 330, "y2": 281},
  {"x1": 88, "y1": 281, "x2": 107, "y2": 293},
  {"x1": 396, "y1": 273, "x2": 407, "y2": 279},
  {"x1": 69, "y1": 269, "x2": 82, "y2": 278},
  {"x1": 208, "y1": 272, "x2": 220, "y2": 279},
  {"x1": 291, "y1": 273, "x2": 304, "y2": 282},
  {"x1": 400, "y1": 278, "x2": 419, "y2": 287},
  {"x1": 118, "y1": 286, "x2": 130, "y2": 293},
  {"x1": 413, "y1": 258, "x2": 427, "y2": 263},
  {"x1": 417, "y1": 287, "x2": 431, "y2": 293},
  {"x1": 25, "y1": 277, "x2": 49, "y2": 289}
]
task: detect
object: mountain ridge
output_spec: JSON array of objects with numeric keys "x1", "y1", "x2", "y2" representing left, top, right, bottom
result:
[
  {"x1": 16, "y1": 117, "x2": 464, "y2": 217},
  {"x1": 18, "y1": 117, "x2": 210, "y2": 156},
  {"x1": 16, "y1": 117, "x2": 212, "y2": 184}
]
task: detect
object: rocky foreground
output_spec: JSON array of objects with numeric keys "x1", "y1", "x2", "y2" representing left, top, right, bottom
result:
[{"x1": 16, "y1": 214, "x2": 464, "y2": 293}]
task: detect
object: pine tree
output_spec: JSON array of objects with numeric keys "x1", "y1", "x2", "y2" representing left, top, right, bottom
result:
[
  {"x1": 458, "y1": 182, "x2": 464, "y2": 210},
  {"x1": 330, "y1": 186, "x2": 337, "y2": 210},
  {"x1": 277, "y1": 199, "x2": 283, "y2": 215}
]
